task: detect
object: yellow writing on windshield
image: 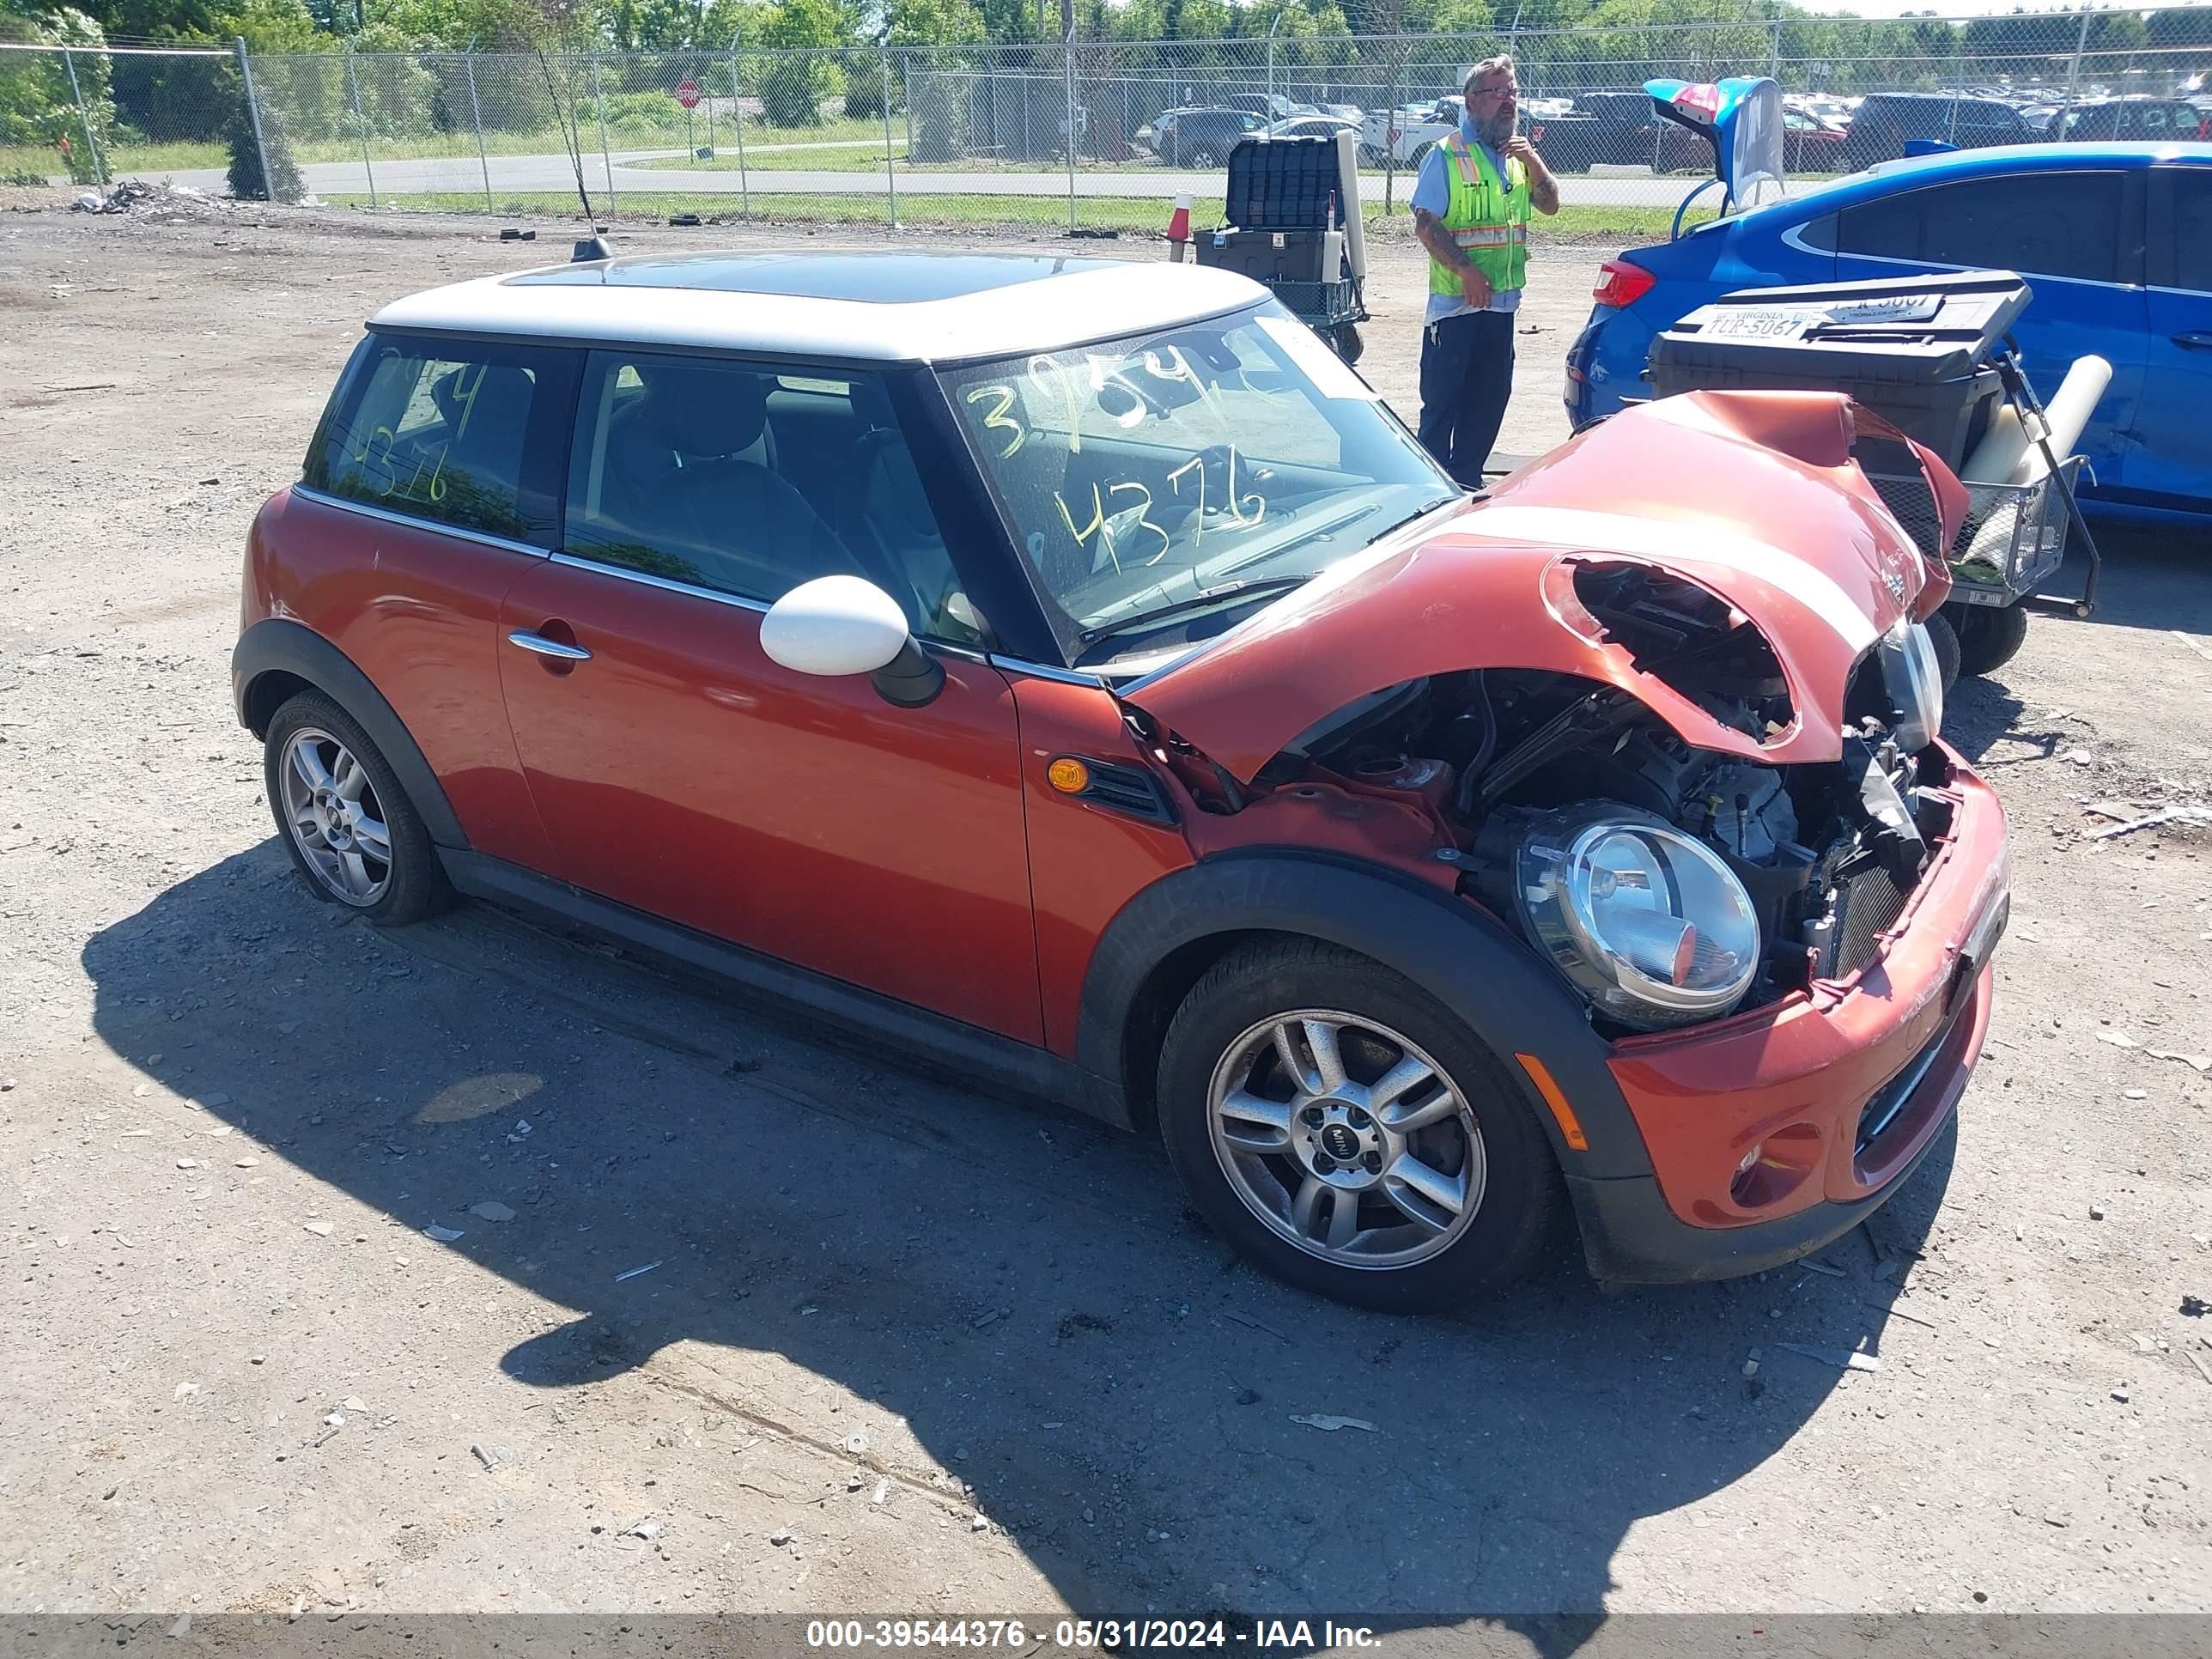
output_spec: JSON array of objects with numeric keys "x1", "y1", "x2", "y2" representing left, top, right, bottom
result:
[{"x1": 963, "y1": 384, "x2": 1025, "y2": 459}]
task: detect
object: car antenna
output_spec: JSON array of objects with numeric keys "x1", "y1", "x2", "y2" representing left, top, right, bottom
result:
[{"x1": 531, "y1": 41, "x2": 612, "y2": 264}]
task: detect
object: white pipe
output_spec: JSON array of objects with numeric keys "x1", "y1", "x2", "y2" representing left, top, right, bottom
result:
[
  {"x1": 1336, "y1": 127, "x2": 1367, "y2": 283},
  {"x1": 2008, "y1": 353, "x2": 2110, "y2": 485},
  {"x1": 1959, "y1": 402, "x2": 2038, "y2": 486}
]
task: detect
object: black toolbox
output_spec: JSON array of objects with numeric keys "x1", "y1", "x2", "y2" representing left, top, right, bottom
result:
[
  {"x1": 1223, "y1": 134, "x2": 1343, "y2": 232},
  {"x1": 1646, "y1": 270, "x2": 2033, "y2": 469}
]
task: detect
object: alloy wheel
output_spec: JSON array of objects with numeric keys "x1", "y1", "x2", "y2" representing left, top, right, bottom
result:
[
  {"x1": 1206, "y1": 1009, "x2": 1486, "y2": 1270},
  {"x1": 278, "y1": 726, "x2": 393, "y2": 907}
]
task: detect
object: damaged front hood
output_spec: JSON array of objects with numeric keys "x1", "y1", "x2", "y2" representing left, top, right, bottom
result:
[{"x1": 1121, "y1": 391, "x2": 1957, "y2": 786}]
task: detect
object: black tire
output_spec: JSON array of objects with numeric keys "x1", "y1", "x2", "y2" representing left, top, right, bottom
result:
[
  {"x1": 264, "y1": 690, "x2": 452, "y2": 927},
  {"x1": 1189, "y1": 146, "x2": 1218, "y2": 168},
  {"x1": 1330, "y1": 323, "x2": 1364, "y2": 366},
  {"x1": 1924, "y1": 608, "x2": 1962, "y2": 694},
  {"x1": 1157, "y1": 939, "x2": 1561, "y2": 1313},
  {"x1": 1954, "y1": 601, "x2": 2031, "y2": 677}
]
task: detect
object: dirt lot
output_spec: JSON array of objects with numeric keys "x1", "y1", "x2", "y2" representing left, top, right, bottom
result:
[{"x1": 3, "y1": 194, "x2": 2212, "y2": 1632}]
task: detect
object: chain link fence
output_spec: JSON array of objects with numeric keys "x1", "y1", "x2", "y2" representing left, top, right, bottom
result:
[
  {"x1": 6, "y1": 4, "x2": 2207, "y2": 233},
  {"x1": 1, "y1": 40, "x2": 248, "y2": 193}
]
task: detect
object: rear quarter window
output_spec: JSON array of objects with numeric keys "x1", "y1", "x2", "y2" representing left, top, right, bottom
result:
[{"x1": 306, "y1": 335, "x2": 567, "y2": 546}]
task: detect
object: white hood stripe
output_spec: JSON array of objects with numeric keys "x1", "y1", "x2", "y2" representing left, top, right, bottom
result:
[{"x1": 1452, "y1": 504, "x2": 1881, "y2": 653}]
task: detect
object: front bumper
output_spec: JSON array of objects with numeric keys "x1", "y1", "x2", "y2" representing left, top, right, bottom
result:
[{"x1": 1565, "y1": 740, "x2": 2008, "y2": 1285}]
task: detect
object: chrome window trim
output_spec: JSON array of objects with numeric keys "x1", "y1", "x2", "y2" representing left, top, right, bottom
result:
[
  {"x1": 547, "y1": 550, "x2": 771, "y2": 614},
  {"x1": 293, "y1": 483, "x2": 550, "y2": 558},
  {"x1": 985, "y1": 654, "x2": 1107, "y2": 687},
  {"x1": 547, "y1": 554, "x2": 992, "y2": 658},
  {"x1": 2148, "y1": 284, "x2": 2212, "y2": 299}
]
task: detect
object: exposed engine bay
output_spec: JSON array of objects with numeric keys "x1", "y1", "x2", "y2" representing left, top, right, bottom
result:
[{"x1": 1144, "y1": 566, "x2": 1954, "y2": 1035}]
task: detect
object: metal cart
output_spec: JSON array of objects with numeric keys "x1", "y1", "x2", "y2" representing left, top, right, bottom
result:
[
  {"x1": 1863, "y1": 347, "x2": 2101, "y2": 623},
  {"x1": 1194, "y1": 132, "x2": 1371, "y2": 365},
  {"x1": 1261, "y1": 276, "x2": 1370, "y2": 365}
]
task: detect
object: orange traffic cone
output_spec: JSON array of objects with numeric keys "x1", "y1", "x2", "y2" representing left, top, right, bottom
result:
[{"x1": 1165, "y1": 192, "x2": 1192, "y2": 262}]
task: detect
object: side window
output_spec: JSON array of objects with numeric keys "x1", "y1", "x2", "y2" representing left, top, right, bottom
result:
[
  {"x1": 2171, "y1": 169, "x2": 2212, "y2": 293},
  {"x1": 562, "y1": 350, "x2": 982, "y2": 647},
  {"x1": 1837, "y1": 190, "x2": 1923, "y2": 260},
  {"x1": 310, "y1": 336, "x2": 556, "y2": 545},
  {"x1": 1922, "y1": 173, "x2": 2122, "y2": 283},
  {"x1": 1845, "y1": 173, "x2": 2124, "y2": 283}
]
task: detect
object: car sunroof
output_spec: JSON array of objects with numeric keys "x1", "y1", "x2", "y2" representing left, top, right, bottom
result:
[{"x1": 506, "y1": 252, "x2": 1118, "y2": 303}]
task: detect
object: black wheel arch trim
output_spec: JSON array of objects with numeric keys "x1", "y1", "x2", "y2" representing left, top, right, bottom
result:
[
  {"x1": 1075, "y1": 848, "x2": 1655, "y2": 1180},
  {"x1": 232, "y1": 617, "x2": 469, "y2": 850}
]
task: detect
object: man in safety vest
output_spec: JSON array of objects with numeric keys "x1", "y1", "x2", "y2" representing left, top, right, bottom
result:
[{"x1": 1409, "y1": 56, "x2": 1559, "y2": 491}]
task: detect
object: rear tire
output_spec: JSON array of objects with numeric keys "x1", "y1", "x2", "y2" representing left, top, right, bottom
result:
[
  {"x1": 1157, "y1": 939, "x2": 1560, "y2": 1313},
  {"x1": 1331, "y1": 323, "x2": 1364, "y2": 366},
  {"x1": 1954, "y1": 602, "x2": 2030, "y2": 677},
  {"x1": 264, "y1": 690, "x2": 451, "y2": 927}
]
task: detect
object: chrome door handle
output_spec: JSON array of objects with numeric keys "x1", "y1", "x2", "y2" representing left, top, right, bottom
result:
[
  {"x1": 2175, "y1": 331, "x2": 2212, "y2": 351},
  {"x1": 507, "y1": 630, "x2": 592, "y2": 662}
]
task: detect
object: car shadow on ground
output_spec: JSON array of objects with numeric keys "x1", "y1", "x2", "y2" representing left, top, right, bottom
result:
[{"x1": 84, "y1": 845, "x2": 1953, "y2": 1626}]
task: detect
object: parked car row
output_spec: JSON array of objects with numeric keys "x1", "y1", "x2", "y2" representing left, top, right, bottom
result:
[{"x1": 1144, "y1": 85, "x2": 2207, "y2": 174}]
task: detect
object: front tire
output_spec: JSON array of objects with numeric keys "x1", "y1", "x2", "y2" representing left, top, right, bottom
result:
[
  {"x1": 1158, "y1": 939, "x2": 1560, "y2": 1312},
  {"x1": 264, "y1": 690, "x2": 451, "y2": 927}
]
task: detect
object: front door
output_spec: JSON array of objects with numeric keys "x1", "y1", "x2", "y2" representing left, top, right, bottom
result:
[
  {"x1": 496, "y1": 348, "x2": 1042, "y2": 1043},
  {"x1": 2135, "y1": 164, "x2": 2212, "y2": 507}
]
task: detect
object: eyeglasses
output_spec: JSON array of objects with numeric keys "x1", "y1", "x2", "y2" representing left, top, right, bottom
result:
[{"x1": 1468, "y1": 84, "x2": 1517, "y2": 100}]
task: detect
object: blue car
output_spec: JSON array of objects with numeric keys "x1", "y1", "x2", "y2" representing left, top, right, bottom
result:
[{"x1": 1566, "y1": 143, "x2": 2212, "y2": 521}]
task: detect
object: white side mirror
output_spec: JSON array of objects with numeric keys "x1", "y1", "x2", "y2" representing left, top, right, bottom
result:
[
  {"x1": 760, "y1": 574, "x2": 944, "y2": 708},
  {"x1": 761, "y1": 575, "x2": 909, "y2": 676}
]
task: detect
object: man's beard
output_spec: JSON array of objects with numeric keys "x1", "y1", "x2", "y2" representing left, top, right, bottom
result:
[{"x1": 1479, "y1": 107, "x2": 1515, "y2": 149}]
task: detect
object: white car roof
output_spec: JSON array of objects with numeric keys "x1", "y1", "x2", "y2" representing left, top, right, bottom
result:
[{"x1": 368, "y1": 251, "x2": 1272, "y2": 366}]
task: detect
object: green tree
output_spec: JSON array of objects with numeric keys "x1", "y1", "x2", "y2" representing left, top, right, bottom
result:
[
  {"x1": 210, "y1": 0, "x2": 325, "y2": 46},
  {"x1": 758, "y1": 0, "x2": 840, "y2": 124},
  {"x1": 226, "y1": 74, "x2": 303, "y2": 197},
  {"x1": 0, "y1": 7, "x2": 113, "y2": 183}
]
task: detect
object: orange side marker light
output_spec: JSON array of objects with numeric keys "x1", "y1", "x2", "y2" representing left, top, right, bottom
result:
[{"x1": 1514, "y1": 1051, "x2": 1589, "y2": 1152}]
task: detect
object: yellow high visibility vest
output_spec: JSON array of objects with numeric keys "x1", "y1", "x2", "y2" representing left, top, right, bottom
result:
[{"x1": 1428, "y1": 132, "x2": 1530, "y2": 299}]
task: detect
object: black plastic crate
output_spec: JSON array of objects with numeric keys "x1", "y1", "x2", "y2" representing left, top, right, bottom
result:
[
  {"x1": 1224, "y1": 135, "x2": 1343, "y2": 233},
  {"x1": 1647, "y1": 270, "x2": 2033, "y2": 469},
  {"x1": 1194, "y1": 227, "x2": 1340, "y2": 286}
]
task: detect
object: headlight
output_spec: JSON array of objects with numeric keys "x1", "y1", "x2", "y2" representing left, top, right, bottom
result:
[
  {"x1": 1877, "y1": 618, "x2": 1943, "y2": 752},
  {"x1": 1516, "y1": 807, "x2": 1762, "y2": 1030}
]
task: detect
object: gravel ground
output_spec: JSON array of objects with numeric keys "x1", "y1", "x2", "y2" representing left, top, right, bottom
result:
[{"x1": 3, "y1": 195, "x2": 2211, "y2": 1631}]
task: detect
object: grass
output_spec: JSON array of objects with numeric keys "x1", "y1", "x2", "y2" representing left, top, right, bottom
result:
[
  {"x1": 0, "y1": 138, "x2": 228, "y2": 179},
  {"x1": 629, "y1": 141, "x2": 904, "y2": 173},
  {"x1": 0, "y1": 118, "x2": 901, "y2": 184},
  {"x1": 322, "y1": 187, "x2": 1698, "y2": 244}
]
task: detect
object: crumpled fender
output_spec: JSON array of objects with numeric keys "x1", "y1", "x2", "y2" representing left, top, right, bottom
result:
[{"x1": 1121, "y1": 391, "x2": 1951, "y2": 785}]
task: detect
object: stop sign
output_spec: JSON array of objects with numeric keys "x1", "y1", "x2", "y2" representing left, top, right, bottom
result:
[{"x1": 674, "y1": 78, "x2": 701, "y2": 110}]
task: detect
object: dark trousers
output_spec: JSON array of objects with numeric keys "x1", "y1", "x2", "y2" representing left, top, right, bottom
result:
[{"x1": 1417, "y1": 308, "x2": 1515, "y2": 490}]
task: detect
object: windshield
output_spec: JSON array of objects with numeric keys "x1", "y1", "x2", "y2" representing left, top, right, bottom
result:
[{"x1": 938, "y1": 303, "x2": 1460, "y2": 666}]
